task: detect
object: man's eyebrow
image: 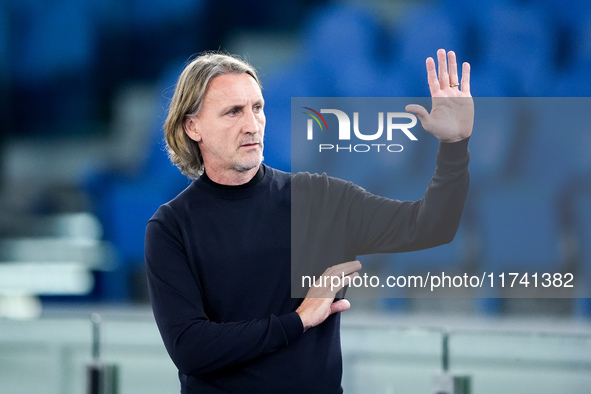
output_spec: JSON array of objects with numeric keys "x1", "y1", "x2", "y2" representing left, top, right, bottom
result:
[
  {"x1": 220, "y1": 99, "x2": 264, "y2": 113},
  {"x1": 220, "y1": 103, "x2": 245, "y2": 114}
]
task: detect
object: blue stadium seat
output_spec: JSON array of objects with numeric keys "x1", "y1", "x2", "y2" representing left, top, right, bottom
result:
[
  {"x1": 12, "y1": 0, "x2": 96, "y2": 85},
  {"x1": 11, "y1": 0, "x2": 98, "y2": 132},
  {"x1": 300, "y1": 2, "x2": 385, "y2": 96},
  {"x1": 438, "y1": 0, "x2": 513, "y2": 22},
  {"x1": 533, "y1": 0, "x2": 591, "y2": 31},
  {"x1": 554, "y1": 66, "x2": 591, "y2": 97},
  {"x1": 475, "y1": 3, "x2": 558, "y2": 96},
  {"x1": 0, "y1": 3, "x2": 8, "y2": 107},
  {"x1": 129, "y1": 0, "x2": 202, "y2": 27},
  {"x1": 468, "y1": 63, "x2": 516, "y2": 97},
  {"x1": 383, "y1": 3, "x2": 468, "y2": 97},
  {"x1": 126, "y1": 0, "x2": 207, "y2": 79},
  {"x1": 390, "y1": 3, "x2": 468, "y2": 68},
  {"x1": 568, "y1": 12, "x2": 591, "y2": 69},
  {"x1": 554, "y1": 12, "x2": 591, "y2": 96}
]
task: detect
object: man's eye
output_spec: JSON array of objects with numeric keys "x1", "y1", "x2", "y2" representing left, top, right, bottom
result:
[
  {"x1": 254, "y1": 104, "x2": 263, "y2": 112},
  {"x1": 228, "y1": 108, "x2": 239, "y2": 115}
]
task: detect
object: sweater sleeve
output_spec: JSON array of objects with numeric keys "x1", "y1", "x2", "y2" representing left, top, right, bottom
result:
[
  {"x1": 145, "y1": 209, "x2": 303, "y2": 376},
  {"x1": 349, "y1": 138, "x2": 470, "y2": 255}
]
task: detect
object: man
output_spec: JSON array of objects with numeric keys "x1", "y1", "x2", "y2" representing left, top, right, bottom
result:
[{"x1": 145, "y1": 49, "x2": 473, "y2": 393}]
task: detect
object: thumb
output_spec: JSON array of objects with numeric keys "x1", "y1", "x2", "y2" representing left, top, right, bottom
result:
[
  {"x1": 405, "y1": 104, "x2": 429, "y2": 120},
  {"x1": 405, "y1": 104, "x2": 430, "y2": 133},
  {"x1": 329, "y1": 299, "x2": 351, "y2": 315}
]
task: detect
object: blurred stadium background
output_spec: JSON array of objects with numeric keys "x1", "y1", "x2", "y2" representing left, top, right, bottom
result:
[{"x1": 0, "y1": 0, "x2": 590, "y2": 393}]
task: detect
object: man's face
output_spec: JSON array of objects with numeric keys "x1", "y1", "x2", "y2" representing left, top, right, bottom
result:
[{"x1": 185, "y1": 73, "x2": 265, "y2": 175}]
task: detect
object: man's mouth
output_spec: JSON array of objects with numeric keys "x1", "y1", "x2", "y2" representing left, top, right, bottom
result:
[{"x1": 240, "y1": 141, "x2": 260, "y2": 148}]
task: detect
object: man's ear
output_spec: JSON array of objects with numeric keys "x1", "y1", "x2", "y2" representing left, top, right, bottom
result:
[{"x1": 184, "y1": 117, "x2": 201, "y2": 142}]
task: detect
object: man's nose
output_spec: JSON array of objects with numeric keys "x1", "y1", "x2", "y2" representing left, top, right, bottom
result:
[{"x1": 242, "y1": 109, "x2": 260, "y2": 134}]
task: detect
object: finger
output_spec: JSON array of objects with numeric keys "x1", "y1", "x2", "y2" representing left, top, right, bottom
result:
[
  {"x1": 332, "y1": 272, "x2": 360, "y2": 294},
  {"x1": 425, "y1": 57, "x2": 439, "y2": 96},
  {"x1": 448, "y1": 51, "x2": 459, "y2": 87},
  {"x1": 330, "y1": 299, "x2": 351, "y2": 315},
  {"x1": 460, "y1": 62, "x2": 471, "y2": 94},
  {"x1": 326, "y1": 260, "x2": 362, "y2": 276},
  {"x1": 406, "y1": 104, "x2": 430, "y2": 133},
  {"x1": 405, "y1": 104, "x2": 429, "y2": 119},
  {"x1": 437, "y1": 49, "x2": 449, "y2": 90},
  {"x1": 312, "y1": 270, "x2": 360, "y2": 294}
]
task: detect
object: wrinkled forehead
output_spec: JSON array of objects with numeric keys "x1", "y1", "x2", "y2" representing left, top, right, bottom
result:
[{"x1": 204, "y1": 73, "x2": 264, "y2": 105}]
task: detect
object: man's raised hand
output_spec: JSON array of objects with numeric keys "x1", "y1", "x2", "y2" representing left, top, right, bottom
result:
[{"x1": 406, "y1": 49, "x2": 474, "y2": 143}]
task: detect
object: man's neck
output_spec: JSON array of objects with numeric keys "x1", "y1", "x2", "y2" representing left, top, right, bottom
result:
[{"x1": 203, "y1": 165, "x2": 261, "y2": 186}]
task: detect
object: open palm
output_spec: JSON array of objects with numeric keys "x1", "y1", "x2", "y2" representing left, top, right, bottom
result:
[{"x1": 406, "y1": 49, "x2": 474, "y2": 143}]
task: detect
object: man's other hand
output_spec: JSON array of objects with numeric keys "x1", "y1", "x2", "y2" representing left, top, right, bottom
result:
[{"x1": 296, "y1": 260, "x2": 362, "y2": 332}]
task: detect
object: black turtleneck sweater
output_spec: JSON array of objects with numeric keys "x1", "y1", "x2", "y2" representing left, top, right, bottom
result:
[{"x1": 145, "y1": 139, "x2": 470, "y2": 394}]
